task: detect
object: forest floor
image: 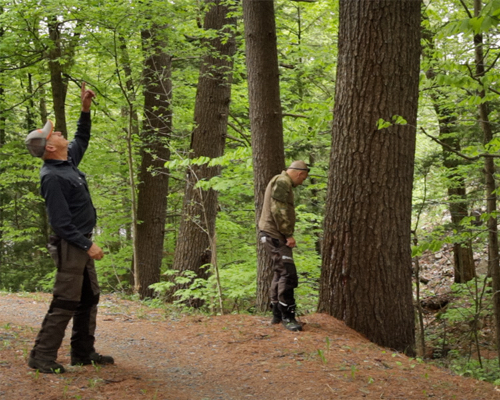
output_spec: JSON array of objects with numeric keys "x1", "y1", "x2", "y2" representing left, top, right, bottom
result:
[{"x1": 1, "y1": 273, "x2": 500, "y2": 400}]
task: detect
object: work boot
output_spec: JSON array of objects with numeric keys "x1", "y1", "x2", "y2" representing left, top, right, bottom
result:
[
  {"x1": 28, "y1": 357, "x2": 65, "y2": 374},
  {"x1": 282, "y1": 316, "x2": 302, "y2": 332},
  {"x1": 279, "y1": 303, "x2": 303, "y2": 332},
  {"x1": 71, "y1": 302, "x2": 98, "y2": 362},
  {"x1": 71, "y1": 352, "x2": 115, "y2": 366},
  {"x1": 270, "y1": 302, "x2": 282, "y2": 324}
]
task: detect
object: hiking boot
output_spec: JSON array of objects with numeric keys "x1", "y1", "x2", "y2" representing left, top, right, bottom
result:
[
  {"x1": 270, "y1": 302, "x2": 282, "y2": 325},
  {"x1": 28, "y1": 357, "x2": 65, "y2": 374},
  {"x1": 278, "y1": 303, "x2": 303, "y2": 332},
  {"x1": 71, "y1": 352, "x2": 114, "y2": 366},
  {"x1": 282, "y1": 317, "x2": 303, "y2": 332}
]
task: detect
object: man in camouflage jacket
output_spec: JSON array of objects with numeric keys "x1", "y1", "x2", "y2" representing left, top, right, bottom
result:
[{"x1": 258, "y1": 160, "x2": 309, "y2": 331}]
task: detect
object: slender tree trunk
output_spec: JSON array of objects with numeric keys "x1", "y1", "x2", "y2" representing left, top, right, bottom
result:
[
  {"x1": 242, "y1": 0, "x2": 285, "y2": 312},
  {"x1": 125, "y1": 107, "x2": 140, "y2": 293},
  {"x1": 318, "y1": 0, "x2": 421, "y2": 354},
  {"x1": 117, "y1": 36, "x2": 140, "y2": 291},
  {"x1": 38, "y1": 86, "x2": 50, "y2": 243},
  {"x1": 473, "y1": 0, "x2": 500, "y2": 366},
  {"x1": 0, "y1": 85, "x2": 4, "y2": 146},
  {"x1": 47, "y1": 17, "x2": 67, "y2": 135},
  {"x1": 46, "y1": 14, "x2": 81, "y2": 135},
  {"x1": 0, "y1": 73, "x2": 4, "y2": 271},
  {"x1": 39, "y1": 85, "x2": 48, "y2": 126},
  {"x1": 135, "y1": 24, "x2": 173, "y2": 299},
  {"x1": 422, "y1": 28, "x2": 475, "y2": 283},
  {"x1": 435, "y1": 110, "x2": 475, "y2": 283},
  {"x1": 169, "y1": 0, "x2": 237, "y2": 308},
  {"x1": 25, "y1": 74, "x2": 37, "y2": 132}
]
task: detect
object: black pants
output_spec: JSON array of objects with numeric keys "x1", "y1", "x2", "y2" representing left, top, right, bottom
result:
[
  {"x1": 31, "y1": 237, "x2": 100, "y2": 361},
  {"x1": 259, "y1": 232, "x2": 298, "y2": 307}
]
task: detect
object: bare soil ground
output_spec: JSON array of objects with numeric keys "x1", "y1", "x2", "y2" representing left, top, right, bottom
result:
[{"x1": 1, "y1": 292, "x2": 500, "y2": 399}]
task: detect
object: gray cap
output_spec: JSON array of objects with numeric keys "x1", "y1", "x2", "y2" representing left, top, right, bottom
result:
[
  {"x1": 25, "y1": 120, "x2": 53, "y2": 157},
  {"x1": 287, "y1": 160, "x2": 310, "y2": 172}
]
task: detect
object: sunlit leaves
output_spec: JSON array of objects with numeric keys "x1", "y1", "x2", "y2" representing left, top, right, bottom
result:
[{"x1": 376, "y1": 115, "x2": 408, "y2": 130}]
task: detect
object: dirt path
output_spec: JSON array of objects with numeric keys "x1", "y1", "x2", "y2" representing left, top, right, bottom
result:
[{"x1": 1, "y1": 292, "x2": 499, "y2": 400}]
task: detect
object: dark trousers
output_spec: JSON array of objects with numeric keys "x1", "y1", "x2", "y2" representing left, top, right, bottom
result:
[
  {"x1": 31, "y1": 237, "x2": 100, "y2": 361},
  {"x1": 259, "y1": 232, "x2": 298, "y2": 307}
]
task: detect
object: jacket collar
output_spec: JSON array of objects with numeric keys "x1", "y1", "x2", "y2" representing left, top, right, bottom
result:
[{"x1": 281, "y1": 170, "x2": 296, "y2": 188}]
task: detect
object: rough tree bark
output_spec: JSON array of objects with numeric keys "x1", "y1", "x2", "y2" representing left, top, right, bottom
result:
[
  {"x1": 318, "y1": 0, "x2": 421, "y2": 354},
  {"x1": 473, "y1": 0, "x2": 500, "y2": 366},
  {"x1": 135, "y1": 23, "x2": 172, "y2": 299},
  {"x1": 169, "y1": 0, "x2": 237, "y2": 307},
  {"x1": 242, "y1": 0, "x2": 285, "y2": 312}
]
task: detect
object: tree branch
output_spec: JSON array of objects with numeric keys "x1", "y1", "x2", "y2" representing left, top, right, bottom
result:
[
  {"x1": 420, "y1": 127, "x2": 500, "y2": 161},
  {"x1": 464, "y1": 61, "x2": 500, "y2": 96},
  {"x1": 227, "y1": 121, "x2": 251, "y2": 146},
  {"x1": 282, "y1": 112, "x2": 308, "y2": 118},
  {"x1": 459, "y1": 0, "x2": 473, "y2": 18},
  {"x1": 224, "y1": 132, "x2": 248, "y2": 146},
  {"x1": 484, "y1": 51, "x2": 500, "y2": 74}
]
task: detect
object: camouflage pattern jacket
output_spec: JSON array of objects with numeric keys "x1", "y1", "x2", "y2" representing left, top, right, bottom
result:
[{"x1": 258, "y1": 171, "x2": 296, "y2": 239}]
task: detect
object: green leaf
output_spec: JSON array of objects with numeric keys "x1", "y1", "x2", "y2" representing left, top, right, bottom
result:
[
  {"x1": 469, "y1": 16, "x2": 483, "y2": 34},
  {"x1": 377, "y1": 119, "x2": 392, "y2": 130},
  {"x1": 392, "y1": 115, "x2": 408, "y2": 125}
]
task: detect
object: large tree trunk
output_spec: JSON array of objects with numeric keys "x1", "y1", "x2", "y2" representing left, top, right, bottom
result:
[
  {"x1": 169, "y1": 0, "x2": 237, "y2": 307},
  {"x1": 242, "y1": 0, "x2": 285, "y2": 312},
  {"x1": 135, "y1": 24, "x2": 173, "y2": 299},
  {"x1": 473, "y1": 0, "x2": 500, "y2": 365},
  {"x1": 318, "y1": 0, "x2": 421, "y2": 354}
]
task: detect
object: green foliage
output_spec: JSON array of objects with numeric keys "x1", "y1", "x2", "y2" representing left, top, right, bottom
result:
[
  {"x1": 412, "y1": 237, "x2": 452, "y2": 258},
  {"x1": 441, "y1": 277, "x2": 493, "y2": 327},
  {"x1": 414, "y1": 3, "x2": 500, "y2": 378},
  {"x1": 441, "y1": 0, "x2": 500, "y2": 36},
  {"x1": 447, "y1": 354, "x2": 500, "y2": 384},
  {"x1": 414, "y1": 0, "x2": 500, "y2": 270},
  {"x1": 376, "y1": 115, "x2": 408, "y2": 130},
  {"x1": 426, "y1": 276, "x2": 499, "y2": 382},
  {"x1": 151, "y1": 269, "x2": 211, "y2": 306},
  {"x1": 0, "y1": 141, "x2": 54, "y2": 291}
]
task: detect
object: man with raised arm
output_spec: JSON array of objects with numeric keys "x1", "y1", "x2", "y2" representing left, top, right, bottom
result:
[{"x1": 25, "y1": 83, "x2": 113, "y2": 373}]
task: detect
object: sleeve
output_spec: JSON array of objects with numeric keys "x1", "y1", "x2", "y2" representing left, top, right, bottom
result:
[
  {"x1": 270, "y1": 179, "x2": 294, "y2": 238},
  {"x1": 68, "y1": 112, "x2": 91, "y2": 167},
  {"x1": 41, "y1": 174, "x2": 93, "y2": 250}
]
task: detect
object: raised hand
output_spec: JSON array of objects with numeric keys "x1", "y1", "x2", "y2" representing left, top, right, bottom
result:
[{"x1": 81, "y1": 82, "x2": 96, "y2": 112}]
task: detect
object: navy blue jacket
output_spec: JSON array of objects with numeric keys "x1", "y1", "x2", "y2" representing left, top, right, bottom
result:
[{"x1": 40, "y1": 112, "x2": 96, "y2": 250}]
